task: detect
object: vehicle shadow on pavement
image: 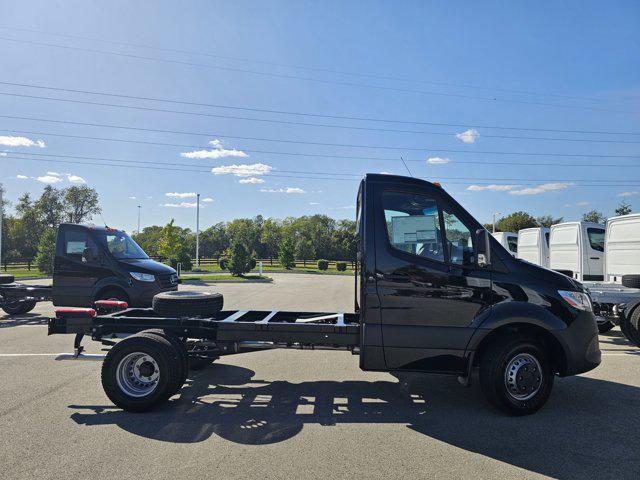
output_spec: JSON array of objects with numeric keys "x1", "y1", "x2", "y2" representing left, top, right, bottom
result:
[
  {"x1": 68, "y1": 363, "x2": 640, "y2": 479},
  {"x1": 0, "y1": 313, "x2": 47, "y2": 327}
]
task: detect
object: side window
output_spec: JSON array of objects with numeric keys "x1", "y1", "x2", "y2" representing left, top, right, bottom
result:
[
  {"x1": 382, "y1": 191, "x2": 445, "y2": 263},
  {"x1": 507, "y1": 236, "x2": 518, "y2": 254},
  {"x1": 587, "y1": 228, "x2": 605, "y2": 252},
  {"x1": 545, "y1": 232, "x2": 550, "y2": 247},
  {"x1": 64, "y1": 230, "x2": 98, "y2": 262},
  {"x1": 442, "y1": 208, "x2": 475, "y2": 265}
]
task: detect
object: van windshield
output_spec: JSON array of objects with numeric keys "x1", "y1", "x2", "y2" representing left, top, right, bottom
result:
[{"x1": 94, "y1": 230, "x2": 149, "y2": 259}]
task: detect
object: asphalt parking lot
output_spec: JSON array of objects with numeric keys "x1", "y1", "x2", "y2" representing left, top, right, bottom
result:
[{"x1": 1, "y1": 274, "x2": 639, "y2": 480}]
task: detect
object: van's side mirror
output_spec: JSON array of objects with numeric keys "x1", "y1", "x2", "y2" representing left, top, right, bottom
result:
[{"x1": 476, "y1": 229, "x2": 491, "y2": 268}]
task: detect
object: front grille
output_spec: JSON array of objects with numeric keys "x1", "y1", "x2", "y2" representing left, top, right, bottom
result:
[{"x1": 158, "y1": 273, "x2": 178, "y2": 288}]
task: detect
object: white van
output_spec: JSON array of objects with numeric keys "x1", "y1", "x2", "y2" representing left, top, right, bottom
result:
[
  {"x1": 491, "y1": 231, "x2": 518, "y2": 256},
  {"x1": 604, "y1": 213, "x2": 640, "y2": 284},
  {"x1": 517, "y1": 227, "x2": 550, "y2": 268},
  {"x1": 549, "y1": 222, "x2": 605, "y2": 281}
]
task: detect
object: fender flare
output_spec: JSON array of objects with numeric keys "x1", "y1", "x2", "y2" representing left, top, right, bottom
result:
[{"x1": 92, "y1": 276, "x2": 131, "y2": 301}]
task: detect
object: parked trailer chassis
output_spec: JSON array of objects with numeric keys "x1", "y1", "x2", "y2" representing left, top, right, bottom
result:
[{"x1": 0, "y1": 283, "x2": 52, "y2": 314}]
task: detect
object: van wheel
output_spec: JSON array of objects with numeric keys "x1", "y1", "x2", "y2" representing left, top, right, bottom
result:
[
  {"x1": 96, "y1": 289, "x2": 129, "y2": 304},
  {"x1": 597, "y1": 321, "x2": 615, "y2": 334},
  {"x1": 2, "y1": 300, "x2": 37, "y2": 315},
  {"x1": 479, "y1": 336, "x2": 554, "y2": 415},
  {"x1": 623, "y1": 306, "x2": 640, "y2": 347},
  {"x1": 621, "y1": 275, "x2": 640, "y2": 289},
  {"x1": 101, "y1": 333, "x2": 182, "y2": 412},
  {"x1": 0, "y1": 274, "x2": 15, "y2": 285}
]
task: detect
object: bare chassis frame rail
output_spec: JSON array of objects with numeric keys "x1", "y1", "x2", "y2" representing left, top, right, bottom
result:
[
  {"x1": 48, "y1": 308, "x2": 361, "y2": 355},
  {"x1": 0, "y1": 283, "x2": 52, "y2": 306}
]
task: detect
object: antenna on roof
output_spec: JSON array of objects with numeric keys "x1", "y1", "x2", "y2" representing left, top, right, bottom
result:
[
  {"x1": 99, "y1": 212, "x2": 109, "y2": 229},
  {"x1": 400, "y1": 156, "x2": 413, "y2": 177}
]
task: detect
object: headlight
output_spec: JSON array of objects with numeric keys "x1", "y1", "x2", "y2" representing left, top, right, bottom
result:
[
  {"x1": 130, "y1": 272, "x2": 155, "y2": 282},
  {"x1": 558, "y1": 290, "x2": 592, "y2": 311}
]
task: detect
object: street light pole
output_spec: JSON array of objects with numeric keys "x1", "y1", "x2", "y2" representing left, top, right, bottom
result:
[
  {"x1": 137, "y1": 205, "x2": 141, "y2": 234},
  {"x1": 0, "y1": 185, "x2": 3, "y2": 269},
  {"x1": 195, "y1": 193, "x2": 200, "y2": 271},
  {"x1": 492, "y1": 212, "x2": 502, "y2": 233}
]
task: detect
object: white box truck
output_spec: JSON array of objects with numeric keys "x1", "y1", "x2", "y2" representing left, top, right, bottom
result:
[
  {"x1": 491, "y1": 231, "x2": 518, "y2": 256},
  {"x1": 549, "y1": 222, "x2": 605, "y2": 282},
  {"x1": 517, "y1": 227, "x2": 550, "y2": 268}
]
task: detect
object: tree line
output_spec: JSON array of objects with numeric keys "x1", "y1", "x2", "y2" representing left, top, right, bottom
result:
[{"x1": 488, "y1": 202, "x2": 633, "y2": 233}]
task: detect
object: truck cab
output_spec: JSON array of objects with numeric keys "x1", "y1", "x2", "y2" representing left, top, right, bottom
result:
[
  {"x1": 549, "y1": 221, "x2": 605, "y2": 282},
  {"x1": 604, "y1": 214, "x2": 640, "y2": 284},
  {"x1": 517, "y1": 227, "x2": 550, "y2": 268},
  {"x1": 491, "y1": 231, "x2": 518, "y2": 256},
  {"x1": 52, "y1": 224, "x2": 178, "y2": 307}
]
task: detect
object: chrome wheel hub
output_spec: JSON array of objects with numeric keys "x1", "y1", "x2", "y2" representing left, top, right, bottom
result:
[
  {"x1": 504, "y1": 353, "x2": 543, "y2": 401},
  {"x1": 116, "y1": 352, "x2": 160, "y2": 397}
]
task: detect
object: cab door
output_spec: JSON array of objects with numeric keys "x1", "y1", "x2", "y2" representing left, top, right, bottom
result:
[
  {"x1": 52, "y1": 227, "x2": 102, "y2": 306},
  {"x1": 584, "y1": 227, "x2": 605, "y2": 281},
  {"x1": 374, "y1": 184, "x2": 493, "y2": 373}
]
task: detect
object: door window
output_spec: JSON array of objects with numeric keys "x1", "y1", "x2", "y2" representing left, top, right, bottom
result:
[
  {"x1": 507, "y1": 236, "x2": 518, "y2": 253},
  {"x1": 442, "y1": 208, "x2": 475, "y2": 265},
  {"x1": 382, "y1": 191, "x2": 445, "y2": 263},
  {"x1": 587, "y1": 228, "x2": 605, "y2": 252},
  {"x1": 63, "y1": 230, "x2": 98, "y2": 262}
]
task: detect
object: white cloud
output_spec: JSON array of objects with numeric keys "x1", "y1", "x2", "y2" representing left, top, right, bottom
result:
[
  {"x1": 260, "y1": 187, "x2": 306, "y2": 194},
  {"x1": 427, "y1": 156, "x2": 451, "y2": 165},
  {"x1": 16, "y1": 174, "x2": 28, "y2": 179},
  {"x1": 509, "y1": 182, "x2": 572, "y2": 196},
  {"x1": 46, "y1": 171, "x2": 61, "y2": 176},
  {"x1": 161, "y1": 202, "x2": 198, "y2": 208},
  {"x1": 66, "y1": 174, "x2": 86, "y2": 184},
  {"x1": 337, "y1": 205, "x2": 356, "y2": 210},
  {"x1": 202, "y1": 197, "x2": 214, "y2": 202},
  {"x1": 455, "y1": 128, "x2": 480, "y2": 144},
  {"x1": 128, "y1": 196, "x2": 137, "y2": 200},
  {"x1": 380, "y1": 171, "x2": 392, "y2": 174},
  {"x1": 309, "y1": 202, "x2": 320, "y2": 205},
  {"x1": 467, "y1": 184, "x2": 519, "y2": 191},
  {"x1": 181, "y1": 139, "x2": 248, "y2": 159},
  {"x1": 0, "y1": 135, "x2": 46, "y2": 148},
  {"x1": 576, "y1": 201, "x2": 589, "y2": 206},
  {"x1": 166, "y1": 192, "x2": 197, "y2": 198},
  {"x1": 239, "y1": 177, "x2": 265, "y2": 184},
  {"x1": 211, "y1": 163, "x2": 272, "y2": 177},
  {"x1": 36, "y1": 175, "x2": 63, "y2": 184},
  {"x1": 0, "y1": 152, "x2": 7, "y2": 156},
  {"x1": 618, "y1": 191, "x2": 638, "y2": 197}
]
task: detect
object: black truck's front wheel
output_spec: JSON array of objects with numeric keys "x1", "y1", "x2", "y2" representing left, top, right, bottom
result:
[
  {"x1": 479, "y1": 336, "x2": 554, "y2": 415},
  {"x1": 101, "y1": 334, "x2": 182, "y2": 412}
]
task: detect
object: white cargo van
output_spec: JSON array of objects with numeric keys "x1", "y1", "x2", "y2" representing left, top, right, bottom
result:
[
  {"x1": 549, "y1": 222, "x2": 604, "y2": 281},
  {"x1": 517, "y1": 227, "x2": 550, "y2": 268},
  {"x1": 604, "y1": 213, "x2": 640, "y2": 285},
  {"x1": 491, "y1": 231, "x2": 518, "y2": 256}
]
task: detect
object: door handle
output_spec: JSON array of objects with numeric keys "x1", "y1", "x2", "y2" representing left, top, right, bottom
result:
[{"x1": 589, "y1": 257, "x2": 600, "y2": 260}]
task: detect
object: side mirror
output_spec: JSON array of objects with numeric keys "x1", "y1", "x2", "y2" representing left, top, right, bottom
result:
[{"x1": 476, "y1": 229, "x2": 492, "y2": 268}]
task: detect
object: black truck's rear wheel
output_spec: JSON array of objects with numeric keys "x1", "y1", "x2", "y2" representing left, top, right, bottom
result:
[
  {"x1": 152, "y1": 291, "x2": 223, "y2": 318},
  {"x1": 479, "y1": 336, "x2": 554, "y2": 415},
  {"x1": 101, "y1": 333, "x2": 182, "y2": 412},
  {"x1": 2, "y1": 299, "x2": 37, "y2": 315}
]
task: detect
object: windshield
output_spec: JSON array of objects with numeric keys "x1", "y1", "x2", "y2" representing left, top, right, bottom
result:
[{"x1": 94, "y1": 230, "x2": 149, "y2": 259}]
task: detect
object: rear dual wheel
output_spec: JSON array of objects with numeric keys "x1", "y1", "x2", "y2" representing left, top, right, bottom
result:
[
  {"x1": 620, "y1": 305, "x2": 640, "y2": 347},
  {"x1": 101, "y1": 333, "x2": 185, "y2": 412},
  {"x1": 2, "y1": 299, "x2": 37, "y2": 315},
  {"x1": 479, "y1": 336, "x2": 554, "y2": 415}
]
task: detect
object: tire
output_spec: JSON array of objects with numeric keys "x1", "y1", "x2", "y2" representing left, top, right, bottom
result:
[
  {"x1": 597, "y1": 320, "x2": 615, "y2": 334},
  {"x1": 138, "y1": 330, "x2": 188, "y2": 395},
  {"x1": 152, "y1": 291, "x2": 223, "y2": 318},
  {"x1": 621, "y1": 275, "x2": 640, "y2": 289},
  {"x1": 479, "y1": 335, "x2": 554, "y2": 415},
  {"x1": 101, "y1": 333, "x2": 182, "y2": 412},
  {"x1": 0, "y1": 274, "x2": 15, "y2": 285},
  {"x1": 95, "y1": 288, "x2": 129, "y2": 304},
  {"x1": 624, "y1": 305, "x2": 640, "y2": 347},
  {"x1": 2, "y1": 299, "x2": 37, "y2": 315}
]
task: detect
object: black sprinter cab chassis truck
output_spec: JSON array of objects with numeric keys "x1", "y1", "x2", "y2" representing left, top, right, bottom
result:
[{"x1": 48, "y1": 174, "x2": 602, "y2": 415}]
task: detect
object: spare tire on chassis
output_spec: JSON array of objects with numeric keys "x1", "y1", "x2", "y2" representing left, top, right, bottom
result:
[
  {"x1": 152, "y1": 291, "x2": 223, "y2": 318},
  {"x1": 0, "y1": 274, "x2": 15, "y2": 285},
  {"x1": 101, "y1": 333, "x2": 185, "y2": 412}
]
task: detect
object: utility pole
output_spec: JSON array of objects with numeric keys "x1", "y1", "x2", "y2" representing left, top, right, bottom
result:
[
  {"x1": 195, "y1": 193, "x2": 200, "y2": 271},
  {"x1": 492, "y1": 212, "x2": 502, "y2": 233},
  {"x1": 137, "y1": 205, "x2": 141, "y2": 234}
]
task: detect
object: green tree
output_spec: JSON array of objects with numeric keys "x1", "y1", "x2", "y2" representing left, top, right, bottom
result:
[
  {"x1": 536, "y1": 215, "x2": 564, "y2": 228},
  {"x1": 157, "y1": 219, "x2": 184, "y2": 268},
  {"x1": 582, "y1": 210, "x2": 606, "y2": 224},
  {"x1": 494, "y1": 211, "x2": 538, "y2": 233},
  {"x1": 615, "y1": 201, "x2": 632, "y2": 216},
  {"x1": 200, "y1": 223, "x2": 228, "y2": 257},
  {"x1": 295, "y1": 238, "x2": 316, "y2": 265},
  {"x1": 260, "y1": 218, "x2": 282, "y2": 259},
  {"x1": 34, "y1": 186, "x2": 65, "y2": 228},
  {"x1": 35, "y1": 228, "x2": 57, "y2": 274},
  {"x1": 278, "y1": 237, "x2": 295, "y2": 269},
  {"x1": 63, "y1": 185, "x2": 101, "y2": 223},
  {"x1": 227, "y1": 241, "x2": 254, "y2": 276},
  {"x1": 132, "y1": 225, "x2": 163, "y2": 257}
]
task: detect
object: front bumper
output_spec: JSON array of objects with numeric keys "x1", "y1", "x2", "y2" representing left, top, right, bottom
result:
[{"x1": 554, "y1": 311, "x2": 601, "y2": 376}]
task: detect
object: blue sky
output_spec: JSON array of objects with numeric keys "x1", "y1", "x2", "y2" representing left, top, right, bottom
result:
[{"x1": 1, "y1": 0, "x2": 639, "y2": 232}]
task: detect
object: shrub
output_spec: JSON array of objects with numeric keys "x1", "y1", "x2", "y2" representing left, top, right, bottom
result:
[
  {"x1": 248, "y1": 257, "x2": 257, "y2": 270},
  {"x1": 336, "y1": 261, "x2": 347, "y2": 272},
  {"x1": 228, "y1": 242, "x2": 254, "y2": 276},
  {"x1": 317, "y1": 259, "x2": 329, "y2": 271},
  {"x1": 219, "y1": 257, "x2": 229, "y2": 270},
  {"x1": 35, "y1": 228, "x2": 57, "y2": 275}
]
